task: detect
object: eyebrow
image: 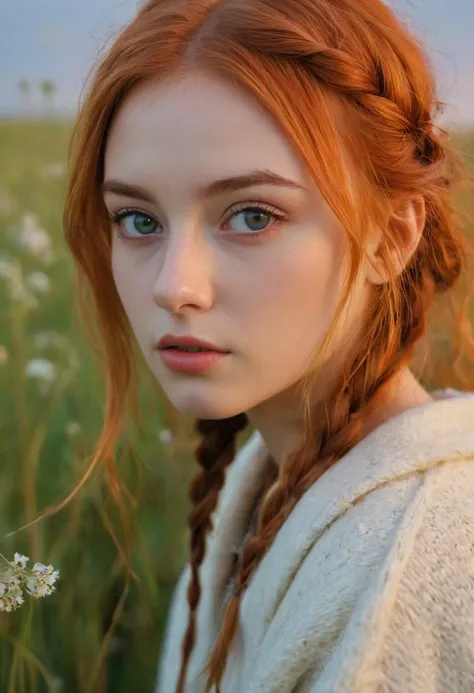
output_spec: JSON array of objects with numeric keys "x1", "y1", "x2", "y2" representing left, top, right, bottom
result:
[{"x1": 101, "y1": 169, "x2": 305, "y2": 203}]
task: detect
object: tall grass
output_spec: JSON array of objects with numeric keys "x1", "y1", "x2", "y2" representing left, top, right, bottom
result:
[
  {"x1": 0, "y1": 119, "x2": 472, "y2": 692},
  {"x1": 0, "y1": 119, "x2": 201, "y2": 693}
]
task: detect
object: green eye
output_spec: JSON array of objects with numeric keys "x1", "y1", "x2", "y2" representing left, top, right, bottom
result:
[
  {"x1": 123, "y1": 212, "x2": 158, "y2": 236},
  {"x1": 228, "y1": 207, "x2": 278, "y2": 234},
  {"x1": 110, "y1": 210, "x2": 160, "y2": 238},
  {"x1": 242, "y1": 210, "x2": 272, "y2": 231}
]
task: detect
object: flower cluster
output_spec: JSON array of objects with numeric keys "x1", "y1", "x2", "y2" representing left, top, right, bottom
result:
[{"x1": 0, "y1": 552, "x2": 60, "y2": 612}]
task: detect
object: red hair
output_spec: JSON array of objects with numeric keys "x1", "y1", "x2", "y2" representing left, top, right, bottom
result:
[{"x1": 59, "y1": 0, "x2": 474, "y2": 690}]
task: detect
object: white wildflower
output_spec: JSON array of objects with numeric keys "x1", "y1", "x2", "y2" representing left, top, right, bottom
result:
[
  {"x1": 26, "y1": 271, "x2": 51, "y2": 294},
  {"x1": 38, "y1": 161, "x2": 66, "y2": 180},
  {"x1": 13, "y1": 553, "x2": 29, "y2": 569},
  {"x1": 16, "y1": 214, "x2": 53, "y2": 261},
  {"x1": 65, "y1": 421, "x2": 81, "y2": 437},
  {"x1": 25, "y1": 563, "x2": 60, "y2": 599},
  {"x1": 25, "y1": 358, "x2": 57, "y2": 381},
  {"x1": 0, "y1": 583, "x2": 25, "y2": 612},
  {"x1": 0, "y1": 345, "x2": 8, "y2": 366},
  {"x1": 0, "y1": 254, "x2": 38, "y2": 310},
  {"x1": 25, "y1": 359, "x2": 57, "y2": 394},
  {"x1": 0, "y1": 552, "x2": 59, "y2": 611},
  {"x1": 31, "y1": 333, "x2": 79, "y2": 380},
  {"x1": 159, "y1": 429, "x2": 173, "y2": 444},
  {"x1": 10, "y1": 283, "x2": 38, "y2": 310},
  {"x1": 33, "y1": 330, "x2": 69, "y2": 351}
]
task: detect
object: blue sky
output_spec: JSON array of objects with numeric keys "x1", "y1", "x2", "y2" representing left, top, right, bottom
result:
[{"x1": 1, "y1": 0, "x2": 473, "y2": 125}]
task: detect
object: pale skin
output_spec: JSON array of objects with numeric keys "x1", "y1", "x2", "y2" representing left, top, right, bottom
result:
[{"x1": 103, "y1": 70, "x2": 432, "y2": 467}]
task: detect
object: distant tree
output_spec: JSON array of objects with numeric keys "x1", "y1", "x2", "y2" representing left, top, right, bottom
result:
[
  {"x1": 40, "y1": 79, "x2": 57, "y2": 116},
  {"x1": 18, "y1": 78, "x2": 32, "y2": 114}
]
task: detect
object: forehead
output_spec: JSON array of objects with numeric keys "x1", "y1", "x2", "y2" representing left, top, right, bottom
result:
[{"x1": 103, "y1": 71, "x2": 310, "y2": 187}]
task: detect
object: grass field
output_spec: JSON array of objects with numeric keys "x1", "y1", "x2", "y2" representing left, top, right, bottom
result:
[
  {"x1": 0, "y1": 119, "x2": 473, "y2": 692},
  {"x1": 0, "y1": 119, "x2": 204, "y2": 693}
]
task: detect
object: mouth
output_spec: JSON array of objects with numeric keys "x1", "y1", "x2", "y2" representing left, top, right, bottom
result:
[
  {"x1": 157, "y1": 334, "x2": 230, "y2": 353},
  {"x1": 162, "y1": 346, "x2": 224, "y2": 353},
  {"x1": 158, "y1": 345, "x2": 230, "y2": 373}
]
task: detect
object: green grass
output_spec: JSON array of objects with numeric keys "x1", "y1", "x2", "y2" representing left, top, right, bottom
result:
[
  {"x1": 0, "y1": 118, "x2": 473, "y2": 692},
  {"x1": 0, "y1": 119, "x2": 201, "y2": 693}
]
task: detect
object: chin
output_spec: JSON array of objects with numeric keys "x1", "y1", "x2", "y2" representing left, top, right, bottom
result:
[{"x1": 166, "y1": 388, "x2": 245, "y2": 421}]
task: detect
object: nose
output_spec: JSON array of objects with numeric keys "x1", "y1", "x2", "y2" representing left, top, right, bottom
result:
[{"x1": 152, "y1": 232, "x2": 214, "y2": 315}]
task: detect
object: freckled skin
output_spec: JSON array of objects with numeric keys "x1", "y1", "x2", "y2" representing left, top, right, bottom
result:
[{"x1": 104, "y1": 71, "x2": 427, "y2": 459}]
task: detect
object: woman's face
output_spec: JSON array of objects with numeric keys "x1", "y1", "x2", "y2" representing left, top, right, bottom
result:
[{"x1": 103, "y1": 71, "x2": 362, "y2": 420}]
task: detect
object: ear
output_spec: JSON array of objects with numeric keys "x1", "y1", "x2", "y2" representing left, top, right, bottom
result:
[{"x1": 365, "y1": 196, "x2": 426, "y2": 285}]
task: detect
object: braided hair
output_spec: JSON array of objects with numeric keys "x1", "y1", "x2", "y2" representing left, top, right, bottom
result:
[{"x1": 175, "y1": 414, "x2": 249, "y2": 693}]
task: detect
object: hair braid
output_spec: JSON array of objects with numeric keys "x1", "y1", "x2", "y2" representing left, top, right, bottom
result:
[
  {"x1": 175, "y1": 413, "x2": 249, "y2": 693},
  {"x1": 253, "y1": 18, "x2": 455, "y2": 176},
  {"x1": 272, "y1": 44, "x2": 440, "y2": 163},
  {"x1": 280, "y1": 39, "x2": 468, "y2": 299}
]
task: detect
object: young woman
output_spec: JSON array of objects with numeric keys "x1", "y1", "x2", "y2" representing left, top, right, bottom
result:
[{"x1": 64, "y1": 0, "x2": 474, "y2": 691}]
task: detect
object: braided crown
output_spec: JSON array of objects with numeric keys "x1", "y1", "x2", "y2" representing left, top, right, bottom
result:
[{"x1": 264, "y1": 44, "x2": 442, "y2": 166}]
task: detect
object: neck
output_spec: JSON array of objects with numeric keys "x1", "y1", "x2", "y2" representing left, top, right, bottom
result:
[{"x1": 246, "y1": 366, "x2": 433, "y2": 468}]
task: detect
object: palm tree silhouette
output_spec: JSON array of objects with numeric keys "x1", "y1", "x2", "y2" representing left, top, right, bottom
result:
[
  {"x1": 40, "y1": 80, "x2": 57, "y2": 116},
  {"x1": 18, "y1": 79, "x2": 32, "y2": 114}
]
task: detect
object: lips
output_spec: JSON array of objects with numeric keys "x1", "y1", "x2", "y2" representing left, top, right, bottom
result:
[
  {"x1": 165, "y1": 346, "x2": 211, "y2": 352},
  {"x1": 158, "y1": 345, "x2": 228, "y2": 373},
  {"x1": 158, "y1": 333, "x2": 229, "y2": 353}
]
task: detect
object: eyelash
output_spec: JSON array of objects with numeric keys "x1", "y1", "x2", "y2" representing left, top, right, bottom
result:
[{"x1": 107, "y1": 200, "x2": 286, "y2": 243}]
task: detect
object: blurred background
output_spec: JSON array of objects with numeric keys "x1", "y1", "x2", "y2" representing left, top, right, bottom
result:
[{"x1": 0, "y1": 1, "x2": 473, "y2": 691}]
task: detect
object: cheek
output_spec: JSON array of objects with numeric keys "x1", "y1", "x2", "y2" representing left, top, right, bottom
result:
[
  {"x1": 111, "y1": 247, "x2": 151, "y2": 335},
  {"x1": 237, "y1": 228, "x2": 348, "y2": 378},
  {"x1": 252, "y1": 236, "x2": 345, "y2": 335},
  {"x1": 111, "y1": 247, "x2": 131, "y2": 311},
  {"x1": 279, "y1": 258, "x2": 340, "y2": 350}
]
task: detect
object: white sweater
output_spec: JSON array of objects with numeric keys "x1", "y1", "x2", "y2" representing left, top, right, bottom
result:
[{"x1": 155, "y1": 392, "x2": 474, "y2": 692}]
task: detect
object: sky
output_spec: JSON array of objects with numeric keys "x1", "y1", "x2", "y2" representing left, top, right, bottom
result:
[{"x1": 1, "y1": 0, "x2": 473, "y2": 126}]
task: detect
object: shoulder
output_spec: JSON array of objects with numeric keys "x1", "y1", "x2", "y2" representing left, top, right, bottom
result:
[
  {"x1": 341, "y1": 456, "x2": 474, "y2": 693},
  {"x1": 273, "y1": 453, "x2": 474, "y2": 619},
  {"x1": 392, "y1": 456, "x2": 474, "y2": 622},
  {"x1": 251, "y1": 457, "x2": 474, "y2": 693}
]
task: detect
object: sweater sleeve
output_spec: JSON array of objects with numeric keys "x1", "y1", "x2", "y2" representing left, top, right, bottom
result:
[{"x1": 294, "y1": 457, "x2": 474, "y2": 693}]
